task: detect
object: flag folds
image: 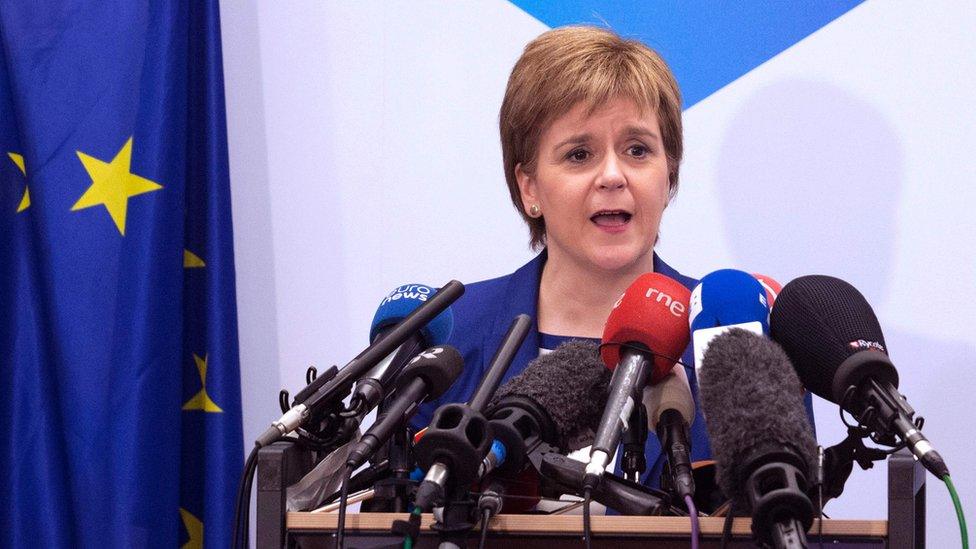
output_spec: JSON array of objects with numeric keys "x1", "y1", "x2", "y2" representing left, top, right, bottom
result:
[{"x1": 0, "y1": 1, "x2": 242, "y2": 547}]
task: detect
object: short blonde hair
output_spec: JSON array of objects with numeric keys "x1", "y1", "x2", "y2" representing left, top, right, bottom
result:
[{"x1": 499, "y1": 26, "x2": 683, "y2": 249}]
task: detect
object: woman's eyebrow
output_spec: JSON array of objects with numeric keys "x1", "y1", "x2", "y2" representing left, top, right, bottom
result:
[
  {"x1": 552, "y1": 133, "x2": 591, "y2": 150},
  {"x1": 624, "y1": 126, "x2": 660, "y2": 141}
]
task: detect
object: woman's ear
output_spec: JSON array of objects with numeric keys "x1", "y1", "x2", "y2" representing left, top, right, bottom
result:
[{"x1": 515, "y1": 163, "x2": 538, "y2": 215}]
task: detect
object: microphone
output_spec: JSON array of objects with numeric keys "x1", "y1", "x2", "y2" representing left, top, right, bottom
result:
[
  {"x1": 752, "y1": 273, "x2": 783, "y2": 309},
  {"x1": 586, "y1": 273, "x2": 691, "y2": 490},
  {"x1": 413, "y1": 315, "x2": 531, "y2": 510},
  {"x1": 477, "y1": 340, "x2": 609, "y2": 515},
  {"x1": 346, "y1": 345, "x2": 463, "y2": 469},
  {"x1": 487, "y1": 340, "x2": 610, "y2": 460},
  {"x1": 643, "y1": 364, "x2": 696, "y2": 500},
  {"x1": 769, "y1": 275, "x2": 949, "y2": 477},
  {"x1": 255, "y1": 280, "x2": 464, "y2": 447},
  {"x1": 350, "y1": 284, "x2": 454, "y2": 414},
  {"x1": 698, "y1": 329, "x2": 816, "y2": 549},
  {"x1": 689, "y1": 269, "x2": 770, "y2": 374}
]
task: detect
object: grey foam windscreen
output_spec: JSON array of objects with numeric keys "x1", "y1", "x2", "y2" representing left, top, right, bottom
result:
[{"x1": 698, "y1": 329, "x2": 817, "y2": 504}]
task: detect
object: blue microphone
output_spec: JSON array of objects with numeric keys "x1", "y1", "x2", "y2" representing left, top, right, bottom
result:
[
  {"x1": 689, "y1": 269, "x2": 771, "y2": 373},
  {"x1": 351, "y1": 284, "x2": 455, "y2": 414},
  {"x1": 369, "y1": 284, "x2": 454, "y2": 344}
]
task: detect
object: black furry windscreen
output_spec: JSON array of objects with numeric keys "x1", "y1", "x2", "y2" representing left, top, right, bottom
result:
[{"x1": 490, "y1": 340, "x2": 610, "y2": 450}]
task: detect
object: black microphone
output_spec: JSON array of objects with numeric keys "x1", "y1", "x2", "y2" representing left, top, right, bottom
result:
[
  {"x1": 699, "y1": 329, "x2": 816, "y2": 549},
  {"x1": 769, "y1": 275, "x2": 949, "y2": 478},
  {"x1": 346, "y1": 345, "x2": 463, "y2": 469},
  {"x1": 413, "y1": 314, "x2": 531, "y2": 510},
  {"x1": 476, "y1": 340, "x2": 609, "y2": 517},
  {"x1": 255, "y1": 280, "x2": 464, "y2": 447},
  {"x1": 644, "y1": 365, "x2": 696, "y2": 500}
]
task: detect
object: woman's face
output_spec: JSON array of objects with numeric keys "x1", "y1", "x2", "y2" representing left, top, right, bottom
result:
[{"x1": 517, "y1": 97, "x2": 670, "y2": 274}]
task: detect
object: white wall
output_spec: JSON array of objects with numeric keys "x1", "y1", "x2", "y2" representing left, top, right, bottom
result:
[{"x1": 221, "y1": 2, "x2": 974, "y2": 546}]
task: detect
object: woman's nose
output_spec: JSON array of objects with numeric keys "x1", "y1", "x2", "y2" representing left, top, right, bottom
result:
[{"x1": 595, "y1": 153, "x2": 626, "y2": 191}]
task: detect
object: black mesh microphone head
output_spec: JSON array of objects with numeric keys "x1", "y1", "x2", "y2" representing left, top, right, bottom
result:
[
  {"x1": 698, "y1": 329, "x2": 817, "y2": 506},
  {"x1": 769, "y1": 275, "x2": 897, "y2": 403},
  {"x1": 395, "y1": 345, "x2": 464, "y2": 399},
  {"x1": 488, "y1": 340, "x2": 610, "y2": 451}
]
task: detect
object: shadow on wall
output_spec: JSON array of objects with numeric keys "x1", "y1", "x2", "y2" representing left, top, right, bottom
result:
[
  {"x1": 219, "y1": 1, "x2": 283, "y2": 445},
  {"x1": 716, "y1": 78, "x2": 975, "y2": 546},
  {"x1": 716, "y1": 78, "x2": 900, "y2": 304}
]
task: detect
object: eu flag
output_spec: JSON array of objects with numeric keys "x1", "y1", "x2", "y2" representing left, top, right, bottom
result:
[{"x1": 0, "y1": 1, "x2": 243, "y2": 547}]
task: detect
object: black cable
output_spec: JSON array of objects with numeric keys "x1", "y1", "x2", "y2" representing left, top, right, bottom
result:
[
  {"x1": 582, "y1": 488, "x2": 593, "y2": 549},
  {"x1": 241, "y1": 454, "x2": 257, "y2": 548},
  {"x1": 478, "y1": 508, "x2": 491, "y2": 549},
  {"x1": 336, "y1": 464, "x2": 354, "y2": 549},
  {"x1": 233, "y1": 446, "x2": 260, "y2": 549},
  {"x1": 719, "y1": 501, "x2": 734, "y2": 549}
]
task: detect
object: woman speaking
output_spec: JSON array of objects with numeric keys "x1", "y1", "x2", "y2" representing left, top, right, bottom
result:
[{"x1": 412, "y1": 25, "x2": 709, "y2": 485}]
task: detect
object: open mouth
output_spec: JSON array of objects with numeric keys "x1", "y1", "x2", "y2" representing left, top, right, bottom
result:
[{"x1": 590, "y1": 209, "x2": 632, "y2": 227}]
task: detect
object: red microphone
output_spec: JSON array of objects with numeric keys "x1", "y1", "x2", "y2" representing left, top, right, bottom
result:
[
  {"x1": 752, "y1": 273, "x2": 783, "y2": 309},
  {"x1": 600, "y1": 273, "x2": 692, "y2": 383},
  {"x1": 585, "y1": 273, "x2": 691, "y2": 488}
]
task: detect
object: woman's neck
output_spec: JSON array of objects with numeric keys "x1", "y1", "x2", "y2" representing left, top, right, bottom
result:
[{"x1": 537, "y1": 248, "x2": 654, "y2": 338}]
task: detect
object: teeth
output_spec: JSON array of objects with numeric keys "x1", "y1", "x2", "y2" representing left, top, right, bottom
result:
[{"x1": 591, "y1": 211, "x2": 632, "y2": 226}]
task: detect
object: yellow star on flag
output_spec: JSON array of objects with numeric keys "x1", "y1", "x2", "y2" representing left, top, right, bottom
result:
[
  {"x1": 7, "y1": 152, "x2": 29, "y2": 212},
  {"x1": 183, "y1": 353, "x2": 223, "y2": 412},
  {"x1": 72, "y1": 137, "x2": 162, "y2": 235},
  {"x1": 184, "y1": 249, "x2": 206, "y2": 268},
  {"x1": 179, "y1": 508, "x2": 203, "y2": 549}
]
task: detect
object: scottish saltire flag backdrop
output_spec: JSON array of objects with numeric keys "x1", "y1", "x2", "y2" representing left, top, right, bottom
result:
[
  {"x1": 0, "y1": 1, "x2": 241, "y2": 547},
  {"x1": 224, "y1": 2, "x2": 974, "y2": 546}
]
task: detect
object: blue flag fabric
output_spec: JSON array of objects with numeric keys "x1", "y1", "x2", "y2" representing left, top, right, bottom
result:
[{"x1": 0, "y1": 1, "x2": 242, "y2": 547}]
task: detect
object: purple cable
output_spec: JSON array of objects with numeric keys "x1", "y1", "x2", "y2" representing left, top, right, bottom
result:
[{"x1": 685, "y1": 494, "x2": 700, "y2": 549}]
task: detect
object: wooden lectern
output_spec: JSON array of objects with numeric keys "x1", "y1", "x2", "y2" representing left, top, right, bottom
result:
[
  {"x1": 257, "y1": 442, "x2": 926, "y2": 548},
  {"x1": 287, "y1": 513, "x2": 886, "y2": 548}
]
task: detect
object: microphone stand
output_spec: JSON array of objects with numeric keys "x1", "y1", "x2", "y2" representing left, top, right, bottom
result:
[
  {"x1": 820, "y1": 423, "x2": 891, "y2": 503},
  {"x1": 360, "y1": 399, "x2": 416, "y2": 513},
  {"x1": 390, "y1": 427, "x2": 412, "y2": 513},
  {"x1": 433, "y1": 484, "x2": 478, "y2": 549},
  {"x1": 620, "y1": 401, "x2": 647, "y2": 482}
]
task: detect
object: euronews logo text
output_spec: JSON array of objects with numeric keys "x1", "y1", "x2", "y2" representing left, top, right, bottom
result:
[{"x1": 382, "y1": 284, "x2": 433, "y2": 305}]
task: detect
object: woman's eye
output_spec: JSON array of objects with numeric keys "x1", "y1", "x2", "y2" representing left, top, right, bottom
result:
[
  {"x1": 567, "y1": 149, "x2": 590, "y2": 162},
  {"x1": 628, "y1": 144, "x2": 649, "y2": 157}
]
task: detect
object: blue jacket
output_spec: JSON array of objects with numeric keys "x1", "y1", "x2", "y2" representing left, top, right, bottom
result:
[{"x1": 411, "y1": 250, "x2": 814, "y2": 487}]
